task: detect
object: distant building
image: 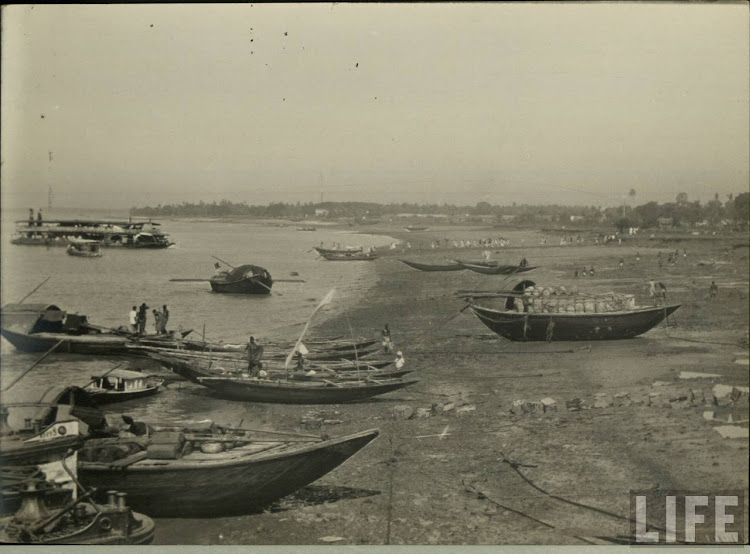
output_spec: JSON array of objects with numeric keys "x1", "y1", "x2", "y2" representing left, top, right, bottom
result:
[
  {"x1": 657, "y1": 217, "x2": 674, "y2": 228},
  {"x1": 315, "y1": 209, "x2": 329, "y2": 217}
]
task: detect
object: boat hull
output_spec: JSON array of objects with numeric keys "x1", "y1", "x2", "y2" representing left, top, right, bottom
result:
[
  {"x1": 0, "y1": 329, "x2": 129, "y2": 354},
  {"x1": 78, "y1": 430, "x2": 379, "y2": 517},
  {"x1": 400, "y1": 260, "x2": 464, "y2": 272},
  {"x1": 199, "y1": 377, "x2": 418, "y2": 404},
  {"x1": 87, "y1": 384, "x2": 162, "y2": 404},
  {"x1": 459, "y1": 263, "x2": 538, "y2": 275},
  {"x1": 209, "y1": 277, "x2": 272, "y2": 294},
  {"x1": 469, "y1": 304, "x2": 681, "y2": 341}
]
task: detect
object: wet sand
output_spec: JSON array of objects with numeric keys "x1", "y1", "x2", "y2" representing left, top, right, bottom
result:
[{"x1": 154, "y1": 225, "x2": 749, "y2": 545}]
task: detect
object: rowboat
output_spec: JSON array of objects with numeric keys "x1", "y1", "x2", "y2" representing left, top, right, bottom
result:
[
  {"x1": 313, "y1": 246, "x2": 363, "y2": 255},
  {"x1": 318, "y1": 251, "x2": 379, "y2": 261},
  {"x1": 197, "y1": 375, "x2": 418, "y2": 404},
  {"x1": 77, "y1": 428, "x2": 380, "y2": 517},
  {"x1": 66, "y1": 238, "x2": 103, "y2": 258},
  {"x1": 209, "y1": 264, "x2": 273, "y2": 294},
  {"x1": 404, "y1": 226, "x2": 429, "y2": 231},
  {"x1": 0, "y1": 304, "x2": 130, "y2": 355},
  {"x1": 85, "y1": 369, "x2": 163, "y2": 404},
  {"x1": 400, "y1": 260, "x2": 465, "y2": 272}
]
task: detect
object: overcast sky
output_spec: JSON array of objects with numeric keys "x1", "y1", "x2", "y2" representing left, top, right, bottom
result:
[{"x1": 2, "y1": 3, "x2": 747, "y2": 211}]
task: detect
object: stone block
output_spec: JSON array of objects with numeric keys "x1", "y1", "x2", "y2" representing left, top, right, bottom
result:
[{"x1": 540, "y1": 397, "x2": 558, "y2": 412}]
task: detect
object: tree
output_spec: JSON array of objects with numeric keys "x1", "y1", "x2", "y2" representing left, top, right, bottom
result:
[
  {"x1": 676, "y1": 192, "x2": 689, "y2": 206},
  {"x1": 615, "y1": 216, "x2": 631, "y2": 233},
  {"x1": 474, "y1": 201, "x2": 493, "y2": 215},
  {"x1": 734, "y1": 192, "x2": 749, "y2": 224}
]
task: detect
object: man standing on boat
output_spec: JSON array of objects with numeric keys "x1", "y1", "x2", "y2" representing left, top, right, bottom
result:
[
  {"x1": 128, "y1": 306, "x2": 138, "y2": 334},
  {"x1": 246, "y1": 336, "x2": 264, "y2": 377},
  {"x1": 37, "y1": 209, "x2": 43, "y2": 227},
  {"x1": 162, "y1": 305, "x2": 169, "y2": 332},
  {"x1": 28, "y1": 209, "x2": 34, "y2": 227},
  {"x1": 137, "y1": 303, "x2": 148, "y2": 335}
]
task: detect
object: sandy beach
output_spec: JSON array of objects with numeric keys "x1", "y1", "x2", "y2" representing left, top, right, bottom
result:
[{"x1": 153, "y1": 224, "x2": 749, "y2": 545}]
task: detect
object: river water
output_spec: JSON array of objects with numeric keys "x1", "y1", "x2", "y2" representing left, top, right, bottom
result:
[{"x1": 0, "y1": 209, "x2": 394, "y2": 427}]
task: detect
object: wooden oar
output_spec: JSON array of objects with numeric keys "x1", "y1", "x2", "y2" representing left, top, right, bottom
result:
[
  {"x1": 170, "y1": 278, "x2": 210, "y2": 282},
  {"x1": 1, "y1": 338, "x2": 67, "y2": 392}
]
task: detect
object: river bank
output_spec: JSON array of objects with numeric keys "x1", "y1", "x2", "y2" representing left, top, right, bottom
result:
[{"x1": 153, "y1": 225, "x2": 749, "y2": 544}]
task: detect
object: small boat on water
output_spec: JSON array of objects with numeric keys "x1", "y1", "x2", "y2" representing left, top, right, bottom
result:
[
  {"x1": 404, "y1": 226, "x2": 429, "y2": 232},
  {"x1": 400, "y1": 259, "x2": 465, "y2": 272},
  {"x1": 313, "y1": 246, "x2": 363, "y2": 255},
  {"x1": 296, "y1": 226, "x2": 317, "y2": 231},
  {"x1": 209, "y1": 264, "x2": 273, "y2": 294},
  {"x1": 463, "y1": 281, "x2": 681, "y2": 341},
  {"x1": 85, "y1": 369, "x2": 163, "y2": 404},
  {"x1": 65, "y1": 239, "x2": 103, "y2": 258},
  {"x1": 197, "y1": 375, "x2": 418, "y2": 404},
  {"x1": 0, "y1": 304, "x2": 130, "y2": 355},
  {"x1": 318, "y1": 250, "x2": 379, "y2": 261}
]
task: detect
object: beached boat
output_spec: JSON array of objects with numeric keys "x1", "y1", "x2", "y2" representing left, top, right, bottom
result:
[
  {"x1": 0, "y1": 304, "x2": 130, "y2": 355},
  {"x1": 404, "y1": 226, "x2": 429, "y2": 232},
  {"x1": 209, "y1": 264, "x2": 273, "y2": 294},
  {"x1": 313, "y1": 246, "x2": 363, "y2": 255},
  {"x1": 457, "y1": 262, "x2": 537, "y2": 275},
  {"x1": 77, "y1": 427, "x2": 380, "y2": 518},
  {"x1": 196, "y1": 375, "x2": 418, "y2": 404},
  {"x1": 318, "y1": 251, "x2": 379, "y2": 261},
  {"x1": 65, "y1": 238, "x2": 103, "y2": 258},
  {"x1": 85, "y1": 370, "x2": 163, "y2": 404},
  {"x1": 464, "y1": 281, "x2": 681, "y2": 341},
  {"x1": 400, "y1": 259, "x2": 465, "y2": 272},
  {"x1": 11, "y1": 219, "x2": 173, "y2": 249}
]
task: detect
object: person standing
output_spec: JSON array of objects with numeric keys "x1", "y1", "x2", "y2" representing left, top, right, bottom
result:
[
  {"x1": 648, "y1": 280, "x2": 657, "y2": 305},
  {"x1": 619, "y1": 258, "x2": 624, "y2": 270},
  {"x1": 152, "y1": 309, "x2": 164, "y2": 334},
  {"x1": 162, "y1": 305, "x2": 169, "y2": 331},
  {"x1": 37, "y1": 209, "x2": 43, "y2": 227},
  {"x1": 382, "y1": 324, "x2": 393, "y2": 353},
  {"x1": 128, "y1": 306, "x2": 138, "y2": 333},
  {"x1": 28, "y1": 209, "x2": 34, "y2": 227},
  {"x1": 246, "y1": 336, "x2": 264, "y2": 377},
  {"x1": 137, "y1": 303, "x2": 148, "y2": 335},
  {"x1": 709, "y1": 281, "x2": 719, "y2": 299}
]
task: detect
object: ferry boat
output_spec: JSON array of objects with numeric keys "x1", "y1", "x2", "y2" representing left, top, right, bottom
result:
[{"x1": 11, "y1": 219, "x2": 174, "y2": 249}]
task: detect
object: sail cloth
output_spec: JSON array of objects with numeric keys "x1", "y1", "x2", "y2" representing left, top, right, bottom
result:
[{"x1": 284, "y1": 289, "x2": 336, "y2": 370}]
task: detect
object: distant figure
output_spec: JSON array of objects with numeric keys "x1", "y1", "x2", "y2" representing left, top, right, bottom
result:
[
  {"x1": 246, "y1": 336, "x2": 264, "y2": 376},
  {"x1": 137, "y1": 303, "x2": 148, "y2": 335},
  {"x1": 658, "y1": 282, "x2": 668, "y2": 302},
  {"x1": 382, "y1": 324, "x2": 393, "y2": 353},
  {"x1": 394, "y1": 351, "x2": 405, "y2": 369},
  {"x1": 636, "y1": 252, "x2": 640, "y2": 262},
  {"x1": 36, "y1": 209, "x2": 43, "y2": 227},
  {"x1": 152, "y1": 310, "x2": 164, "y2": 334},
  {"x1": 519, "y1": 258, "x2": 529, "y2": 268},
  {"x1": 648, "y1": 280, "x2": 657, "y2": 303},
  {"x1": 683, "y1": 249, "x2": 687, "y2": 261},
  {"x1": 589, "y1": 265, "x2": 595, "y2": 277},
  {"x1": 28, "y1": 209, "x2": 34, "y2": 226},
  {"x1": 128, "y1": 306, "x2": 138, "y2": 333},
  {"x1": 582, "y1": 267, "x2": 588, "y2": 277},
  {"x1": 619, "y1": 258, "x2": 624, "y2": 270},
  {"x1": 162, "y1": 305, "x2": 169, "y2": 330},
  {"x1": 574, "y1": 269, "x2": 579, "y2": 278},
  {"x1": 709, "y1": 281, "x2": 718, "y2": 299},
  {"x1": 214, "y1": 262, "x2": 221, "y2": 270}
]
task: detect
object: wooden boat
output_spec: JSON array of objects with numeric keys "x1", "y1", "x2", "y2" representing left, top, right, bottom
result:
[
  {"x1": 464, "y1": 281, "x2": 681, "y2": 341},
  {"x1": 313, "y1": 246, "x2": 363, "y2": 255},
  {"x1": 78, "y1": 427, "x2": 380, "y2": 517},
  {"x1": 196, "y1": 375, "x2": 418, "y2": 404},
  {"x1": 457, "y1": 262, "x2": 538, "y2": 275},
  {"x1": 400, "y1": 259, "x2": 465, "y2": 272},
  {"x1": 296, "y1": 226, "x2": 317, "y2": 231},
  {"x1": 0, "y1": 304, "x2": 130, "y2": 355},
  {"x1": 11, "y1": 219, "x2": 173, "y2": 249},
  {"x1": 85, "y1": 370, "x2": 163, "y2": 404},
  {"x1": 404, "y1": 226, "x2": 429, "y2": 232},
  {"x1": 209, "y1": 264, "x2": 273, "y2": 294},
  {"x1": 318, "y1": 251, "x2": 379, "y2": 261},
  {"x1": 65, "y1": 239, "x2": 102, "y2": 258}
]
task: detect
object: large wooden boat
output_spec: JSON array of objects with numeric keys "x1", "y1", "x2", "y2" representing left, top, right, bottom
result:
[
  {"x1": 400, "y1": 259, "x2": 465, "y2": 272},
  {"x1": 11, "y1": 219, "x2": 174, "y2": 249},
  {"x1": 196, "y1": 375, "x2": 418, "y2": 404},
  {"x1": 209, "y1": 265, "x2": 273, "y2": 295},
  {"x1": 464, "y1": 281, "x2": 681, "y2": 341},
  {"x1": 85, "y1": 369, "x2": 163, "y2": 404},
  {"x1": 65, "y1": 239, "x2": 103, "y2": 258},
  {"x1": 0, "y1": 304, "x2": 130, "y2": 355},
  {"x1": 77, "y1": 428, "x2": 380, "y2": 517}
]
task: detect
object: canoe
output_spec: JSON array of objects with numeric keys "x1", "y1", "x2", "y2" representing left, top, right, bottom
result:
[
  {"x1": 85, "y1": 369, "x2": 163, "y2": 405},
  {"x1": 197, "y1": 376, "x2": 419, "y2": 404},
  {"x1": 468, "y1": 303, "x2": 681, "y2": 341},
  {"x1": 400, "y1": 260, "x2": 465, "y2": 272},
  {"x1": 314, "y1": 246, "x2": 363, "y2": 255},
  {"x1": 318, "y1": 251, "x2": 379, "y2": 261},
  {"x1": 78, "y1": 429, "x2": 380, "y2": 517},
  {"x1": 456, "y1": 262, "x2": 538, "y2": 275},
  {"x1": 209, "y1": 264, "x2": 273, "y2": 294}
]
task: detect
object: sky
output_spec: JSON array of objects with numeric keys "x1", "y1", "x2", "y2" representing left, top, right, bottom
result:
[{"x1": 1, "y1": 3, "x2": 748, "y2": 211}]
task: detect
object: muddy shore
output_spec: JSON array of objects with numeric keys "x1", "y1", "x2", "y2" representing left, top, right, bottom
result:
[{"x1": 154, "y1": 224, "x2": 749, "y2": 545}]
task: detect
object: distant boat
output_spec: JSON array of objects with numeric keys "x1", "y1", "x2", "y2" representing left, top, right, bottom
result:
[
  {"x1": 400, "y1": 259, "x2": 465, "y2": 272},
  {"x1": 455, "y1": 261, "x2": 538, "y2": 275},
  {"x1": 66, "y1": 238, "x2": 103, "y2": 258},
  {"x1": 315, "y1": 248, "x2": 379, "y2": 261},
  {"x1": 313, "y1": 246, "x2": 363, "y2": 255},
  {"x1": 11, "y1": 219, "x2": 174, "y2": 249},
  {"x1": 296, "y1": 226, "x2": 317, "y2": 231},
  {"x1": 404, "y1": 226, "x2": 429, "y2": 232},
  {"x1": 85, "y1": 369, "x2": 163, "y2": 404},
  {"x1": 209, "y1": 264, "x2": 273, "y2": 294}
]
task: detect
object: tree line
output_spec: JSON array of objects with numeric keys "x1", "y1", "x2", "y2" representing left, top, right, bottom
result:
[{"x1": 132, "y1": 192, "x2": 748, "y2": 229}]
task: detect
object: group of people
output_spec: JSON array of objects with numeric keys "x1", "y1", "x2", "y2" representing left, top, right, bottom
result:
[
  {"x1": 28, "y1": 208, "x2": 43, "y2": 227},
  {"x1": 574, "y1": 266, "x2": 596, "y2": 278},
  {"x1": 128, "y1": 303, "x2": 169, "y2": 335}
]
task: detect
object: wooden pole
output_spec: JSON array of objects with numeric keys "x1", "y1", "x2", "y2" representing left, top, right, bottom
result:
[
  {"x1": 2, "y1": 338, "x2": 67, "y2": 392},
  {"x1": 211, "y1": 255, "x2": 236, "y2": 269},
  {"x1": 18, "y1": 276, "x2": 51, "y2": 304}
]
